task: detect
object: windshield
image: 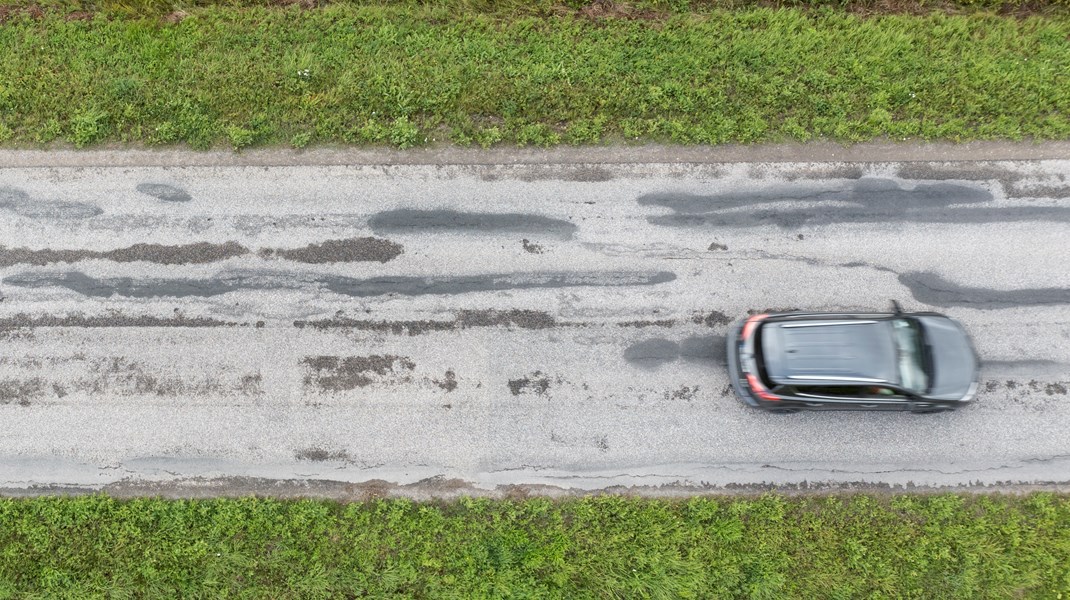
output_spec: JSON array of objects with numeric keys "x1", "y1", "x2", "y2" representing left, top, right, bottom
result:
[{"x1": 892, "y1": 318, "x2": 929, "y2": 394}]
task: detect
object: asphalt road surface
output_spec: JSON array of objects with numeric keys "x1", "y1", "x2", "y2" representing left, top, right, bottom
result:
[{"x1": 1, "y1": 148, "x2": 1068, "y2": 497}]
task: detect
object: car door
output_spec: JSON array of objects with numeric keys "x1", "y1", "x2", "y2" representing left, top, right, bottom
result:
[{"x1": 792, "y1": 385, "x2": 908, "y2": 410}]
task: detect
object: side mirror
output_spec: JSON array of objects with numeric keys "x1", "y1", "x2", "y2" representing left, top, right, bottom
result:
[{"x1": 890, "y1": 299, "x2": 903, "y2": 315}]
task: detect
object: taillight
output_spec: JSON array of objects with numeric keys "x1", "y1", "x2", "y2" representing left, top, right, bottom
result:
[
  {"x1": 746, "y1": 373, "x2": 779, "y2": 401},
  {"x1": 741, "y1": 314, "x2": 768, "y2": 340}
]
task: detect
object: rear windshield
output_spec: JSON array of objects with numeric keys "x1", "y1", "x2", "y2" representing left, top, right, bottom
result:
[
  {"x1": 754, "y1": 323, "x2": 776, "y2": 388},
  {"x1": 892, "y1": 318, "x2": 929, "y2": 394}
]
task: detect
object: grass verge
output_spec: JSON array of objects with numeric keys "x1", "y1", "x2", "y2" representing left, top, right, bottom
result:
[
  {"x1": 0, "y1": 6, "x2": 1068, "y2": 149},
  {"x1": 0, "y1": 493, "x2": 1068, "y2": 597}
]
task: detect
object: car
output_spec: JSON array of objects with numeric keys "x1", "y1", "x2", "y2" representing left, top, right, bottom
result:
[{"x1": 726, "y1": 302, "x2": 979, "y2": 413}]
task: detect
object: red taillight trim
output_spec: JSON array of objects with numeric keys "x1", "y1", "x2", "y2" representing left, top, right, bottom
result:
[
  {"x1": 741, "y1": 314, "x2": 768, "y2": 340},
  {"x1": 746, "y1": 373, "x2": 779, "y2": 401}
]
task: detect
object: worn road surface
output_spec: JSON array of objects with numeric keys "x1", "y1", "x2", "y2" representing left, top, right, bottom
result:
[{"x1": 1, "y1": 147, "x2": 1068, "y2": 498}]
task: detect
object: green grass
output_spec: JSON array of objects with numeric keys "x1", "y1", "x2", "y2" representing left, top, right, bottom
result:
[
  {"x1": 0, "y1": 6, "x2": 1068, "y2": 149},
  {"x1": 3, "y1": 0, "x2": 1069, "y2": 18},
  {"x1": 0, "y1": 494, "x2": 1068, "y2": 597}
]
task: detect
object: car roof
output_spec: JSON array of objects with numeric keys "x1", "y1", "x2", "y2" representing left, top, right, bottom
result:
[{"x1": 761, "y1": 316, "x2": 898, "y2": 386}]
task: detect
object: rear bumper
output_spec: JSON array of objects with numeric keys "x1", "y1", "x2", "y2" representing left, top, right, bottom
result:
[{"x1": 725, "y1": 321, "x2": 762, "y2": 408}]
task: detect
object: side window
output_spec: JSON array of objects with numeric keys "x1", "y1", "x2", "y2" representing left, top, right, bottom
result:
[
  {"x1": 797, "y1": 385, "x2": 865, "y2": 397},
  {"x1": 865, "y1": 386, "x2": 907, "y2": 399}
]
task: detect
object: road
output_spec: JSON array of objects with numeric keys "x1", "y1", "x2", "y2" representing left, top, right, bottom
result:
[{"x1": 1, "y1": 147, "x2": 1068, "y2": 498}]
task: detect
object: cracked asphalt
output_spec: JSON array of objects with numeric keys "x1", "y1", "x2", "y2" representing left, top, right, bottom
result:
[{"x1": 1, "y1": 147, "x2": 1069, "y2": 498}]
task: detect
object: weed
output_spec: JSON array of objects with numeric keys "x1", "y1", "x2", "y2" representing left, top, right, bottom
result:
[
  {"x1": 0, "y1": 494, "x2": 1066, "y2": 596},
  {"x1": 0, "y1": 7, "x2": 1067, "y2": 148}
]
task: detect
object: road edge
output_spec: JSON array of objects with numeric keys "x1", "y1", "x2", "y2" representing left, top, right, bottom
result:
[{"x1": 4, "y1": 141, "x2": 1070, "y2": 168}]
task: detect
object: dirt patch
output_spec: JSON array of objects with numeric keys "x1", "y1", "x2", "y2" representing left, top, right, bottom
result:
[
  {"x1": 749, "y1": 307, "x2": 800, "y2": 315},
  {"x1": 708, "y1": 242, "x2": 728, "y2": 251},
  {"x1": 0, "y1": 378, "x2": 45, "y2": 406},
  {"x1": 434, "y1": 370, "x2": 458, "y2": 392},
  {"x1": 296, "y1": 309, "x2": 558, "y2": 335},
  {"x1": 521, "y1": 239, "x2": 545, "y2": 254},
  {"x1": 1045, "y1": 383, "x2": 1068, "y2": 395},
  {"x1": 456, "y1": 309, "x2": 556, "y2": 330},
  {"x1": 86, "y1": 357, "x2": 259, "y2": 397},
  {"x1": 770, "y1": 164, "x2": 867, "y2": 181},
  {"x1": 618, "y1": 319, "x2": 675, "y2": 328},
  {"x1": 262, "y1": 237, "x2": 403, "y2": 264},
  {"x1": 573, "y1": 0, "x2": 662, "y2": 21},
  {"x1": 239, "y1": 373, "x2": 264, "y2": 395},
  {"x1": 0, "y1": 313, "x2": 235, "y2": 328},
  {"x1": 294, "y1": 317, "x2": 454, "y2": 336},
  {"x1": 162, "y1": 9, "x2": 187, "y2": 23},
  {"x1": 508, "y1": 371, "x2": 553, "y2": 397},
  {"x1": 0, "y1": 356, "x2": 259, "y2": 398},
  {"x1": 6, "y1": 269, "x2": 675, "y2": 299},
  {"x1": 669, "y1": 385, "x2": 700, "y2": 401},
  {"x1": 302, "y1": 355, "x2": 416, "y2": 391},
  {"x1": 693, "y1": 310, "x2": 731, "y2": 327},
  {"x1": 295, "y1": 447, "x2": 351, "y2": 462},
  {"x1": 0, "y1": 242, "x2": 248, "y2": 267}
]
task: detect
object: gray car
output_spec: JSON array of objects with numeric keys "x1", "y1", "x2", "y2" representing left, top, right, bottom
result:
[{"x1": 726, "y1": 303, "x2": 979, "y2": 413}]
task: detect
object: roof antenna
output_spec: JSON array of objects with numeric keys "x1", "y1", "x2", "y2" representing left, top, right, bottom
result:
[{"x1": 891, "y1": 300, "x2": 903, "y2": 315}]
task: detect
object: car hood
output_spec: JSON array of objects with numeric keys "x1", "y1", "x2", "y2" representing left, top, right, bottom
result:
[{"x1": 917, "y1": 316, "x2": 979, "y2": 400}]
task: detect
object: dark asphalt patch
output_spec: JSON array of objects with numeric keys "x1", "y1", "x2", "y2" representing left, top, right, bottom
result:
[
  {"x1": 261, "y1": 237, "x2": 403, "y2": 264},
  {"x1": 639, "y1": 177, "x2": 1070, "y2": 228},
  {"x1": 369, "y1": 209, "x2": 577, "y2": 239},
  {"x1": 3, "y1": 270, "x2": 676, "y2": 298},
  {"x1": 0, "y1": 186, "x2": 102, "y2": 219},
  {"x1": 622, "y1": 338, "x2": 679, "y2": 368},
  {"x1": 896, "y1": 165, "x2": 1068, "y2": 198},
  {"x1": 900, "y1": 272, "x2": 1070, "y2": 309},
  {"x1": 0, "y1": 242, "x2": 248, "y2": 267},
  {"x1": 136, "y1": 183, "x2": 192, "y2": 202},
  {"x1": 624, "y1": 335, "x2": 726, "y2": 369},
  {"x1": 301, "y1": 355, "x2": 416, "y2": 391}
]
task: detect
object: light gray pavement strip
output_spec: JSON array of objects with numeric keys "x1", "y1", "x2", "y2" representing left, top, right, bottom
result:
[{"x1": 0, "y1": 148, "x2": 1069, "y2": 497}]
